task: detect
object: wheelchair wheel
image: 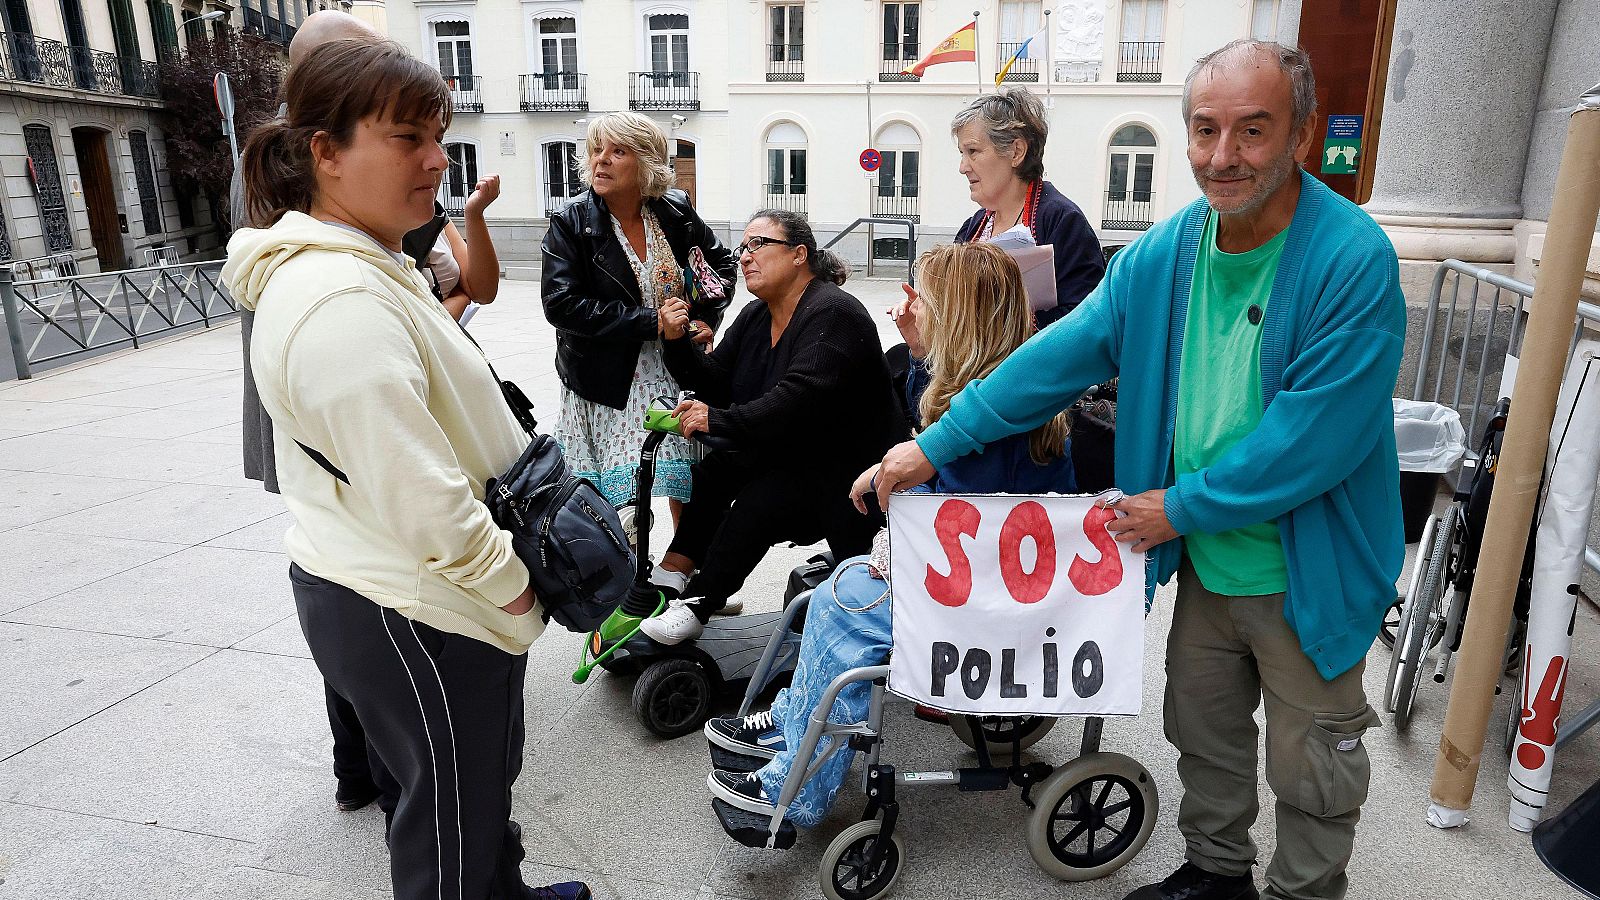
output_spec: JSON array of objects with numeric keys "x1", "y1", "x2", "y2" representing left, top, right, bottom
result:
[
  {"x1": 1504, "y1": 653, "x2": 1525, "y2": 757},
  {"x1": 632, "y1": 658, "x2": 713, "y2": 738},
  {"x1": 1026, "y1": 752, "x2": 1157, "y2": 881},
  {"x1": 1379, "y1": 598, "x2": 1402, "y2": 650},
  {"x1": 1387, "y1": 508, "x2": 1455, "y2": 730},
  {"x1": 819, "y1": 819, "x2": 905, "y2": 900},
  {"x1": 949, "y1": 715, "x2": 1056, "y2": 756}
]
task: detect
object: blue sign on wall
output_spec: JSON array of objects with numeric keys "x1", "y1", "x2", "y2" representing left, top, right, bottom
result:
[{"x1": 1327, "y1": 115, "x2": 1363, "y2": 140}]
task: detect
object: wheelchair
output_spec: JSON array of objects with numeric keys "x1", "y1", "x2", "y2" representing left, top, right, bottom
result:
[
  {"x1": 1384, "y1": 397, "x2": 1533, "y2": 731},
  {"x1": 707, "y1": 587, "x2": 1158, "y2": 900}
]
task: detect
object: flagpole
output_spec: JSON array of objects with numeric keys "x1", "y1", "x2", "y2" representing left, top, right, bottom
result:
[
  {"x1": 1043, "y1": 8, "x2": 1052, "y2": 98},
  {"x1": 973, "y1": 10, "x2": 983, "y2": 96}
]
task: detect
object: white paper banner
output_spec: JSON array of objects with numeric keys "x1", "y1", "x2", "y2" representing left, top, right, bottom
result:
[{"x1": 887, "y1": 493, "x2": 1145, "y2": 717}]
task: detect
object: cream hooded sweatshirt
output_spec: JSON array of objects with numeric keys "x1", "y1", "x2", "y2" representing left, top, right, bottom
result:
[{"x1": 223, "y1": 212, "x2": 543, "y2": 654}]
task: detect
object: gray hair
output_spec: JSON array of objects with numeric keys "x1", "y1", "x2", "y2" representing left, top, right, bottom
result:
[
  {"x1": 577, "y1": 111, "x2": 676, "y2": 199},
  {"x1": 948, "y1": 86, "x2": 1049, "y2": 182},
  {"x1": 1181, "y1": 40, "x2": 1317, "y2": 131}
]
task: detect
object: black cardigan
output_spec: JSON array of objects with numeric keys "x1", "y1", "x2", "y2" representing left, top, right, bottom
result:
[
  {"x1": 954, "y1": 180, "x2": 1106, "y2": 327},
  {"x1": 662, "y1": 279, "x2": 907, "y2": 477},
  {"x1": 540, "y1": 189, "x2": 736, "y2": 409}
]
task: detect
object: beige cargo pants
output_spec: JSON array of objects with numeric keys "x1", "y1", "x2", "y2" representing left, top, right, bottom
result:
[{"x1": 1164, "y1": 559, "x2": 1382, "y2": 900}]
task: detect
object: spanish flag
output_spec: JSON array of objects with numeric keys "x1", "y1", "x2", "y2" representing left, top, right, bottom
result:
[
  {"x1": 995, "y1": 31, "x2": 1041, "y2": 85},
  {"x1": 902, "y1": 21, "x2": 977, "y2": 77}
]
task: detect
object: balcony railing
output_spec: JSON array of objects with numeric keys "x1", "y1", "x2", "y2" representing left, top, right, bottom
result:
[
  {"x1": 880, "y1": 45, "x2": 919, "y2": 81},
  {"x1": 520, "y1": 72, "x2": 587, "y2": 112},
  {"x1": 766, "y1": 44, "x2": 802, "y2": 82},
  {"x1": 872, "y1": 187, "x2": 920, "y2": 222},
  {"x1": 441, "y1": 194, "x2": 467, "y2": 218},
  {"x1": 0, "y1": 31, "x2": 160, "y2": 99},
  {"x1": 243, "y1": 8, "x2": 263, "y2": 35},
  {"x1": 629, "y1": 71, "x2": 699, "y2": 110},
  {"x1": 544, "y1": 188, "x2": 580, "y2": 217},
  {"x1": 1116, "y1": 41, "x2": 1162, "y2": 83},
  {"x1": 763, "y1": 186, "x2": 807, "y2": 214},
  {"x1": 996, "y1": 41, "x2": 1039, "y2": 82},
  {"x1": 1101, "y1": 191, "x2": 1154, "y2": 231},
  {"x1": 445, "y1": 75, "x2": 483, "y2": 113}
]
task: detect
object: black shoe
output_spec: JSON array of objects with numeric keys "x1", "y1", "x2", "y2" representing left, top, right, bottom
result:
[
  {"x1": 334, "y1": 779, "x2": 382, "y2": 812},
  {"x1": 526, "y1": 882, "x2": 591, "y2": 900},
  {"x1": 1123, "y1": 862, "x2": 1258, "y2": 900},
  {"x1": 704, "y1": 709, "x2": 786, "y2": 759}
]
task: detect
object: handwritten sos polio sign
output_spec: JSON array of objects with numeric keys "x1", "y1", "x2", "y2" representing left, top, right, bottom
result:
[{"x1": 887, "y1": 493, "x2": 1144, "y2": 717}]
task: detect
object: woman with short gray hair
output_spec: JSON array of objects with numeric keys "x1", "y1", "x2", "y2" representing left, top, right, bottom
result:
[{"x1": 540, "y1": 111, "x2": 736, "y2": 521}]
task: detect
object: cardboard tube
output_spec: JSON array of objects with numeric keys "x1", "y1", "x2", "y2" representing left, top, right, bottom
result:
[{"x1": 1429, "y1": 86, "x2": 1600, "y2": 821}]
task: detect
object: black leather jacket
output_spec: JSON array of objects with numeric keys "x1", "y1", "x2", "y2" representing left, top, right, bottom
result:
[{"x1": 540, "y1": 189, "x2": 736, "y2": 409}]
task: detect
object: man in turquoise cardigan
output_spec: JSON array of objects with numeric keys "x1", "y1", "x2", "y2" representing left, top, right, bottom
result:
[{"x1": 872, "y1": 40, "x2": 1404, "y2": 900}]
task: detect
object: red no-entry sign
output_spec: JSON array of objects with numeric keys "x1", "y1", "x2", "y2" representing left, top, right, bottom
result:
[{"x1": 859, "y1": 148, "x2": 882, "y2": 172}]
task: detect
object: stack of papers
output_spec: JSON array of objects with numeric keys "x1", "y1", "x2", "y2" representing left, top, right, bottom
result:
[{"x1": 988, "y1": 224, "x2": 1056, "y2": 312}]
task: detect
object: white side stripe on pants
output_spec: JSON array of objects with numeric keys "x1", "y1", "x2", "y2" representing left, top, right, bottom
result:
[
  {"x1": 381, "y1": 606, "x2": 447, "y2": 900},
  {"x1": 410, "y1": 618, "x2": 464, "y2": 900}
]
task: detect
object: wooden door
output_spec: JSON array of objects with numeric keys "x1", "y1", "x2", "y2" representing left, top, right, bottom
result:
[
  {"x1": 673, "y1": 139, "x2": 697, "y2": 206},
  {"x1": 71, "y1": 128, "x2": 125, "y2": 270}
]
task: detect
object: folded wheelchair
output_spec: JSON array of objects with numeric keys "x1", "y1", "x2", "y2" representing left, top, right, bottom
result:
[{"x1": 706, "y1": 587, "x2": 1158, "y2": 900}]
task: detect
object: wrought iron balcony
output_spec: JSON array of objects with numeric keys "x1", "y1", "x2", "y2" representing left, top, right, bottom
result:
[
  {"x1": 766, "y1": 44, "x2": 802, "y2": 82},
  {"x1": 880, "y1": 44, "x2": 919, "y2": 81},
  {"x1": 1116, "y1": 41, "x2": 1162, "y2": 83},
  {"x1": 243, "y1": 8, "x2": 263, "y2": 35},
  {"x1": 445, "y1": 75, "x2": 483, "y2": 113},
  {"x1": 763, "y1": 185, "x2": 807, "y2": 214},
  {"x1": 628, "y1": 71, "x2": 699, "y2": 110},
  {"x1": 996, "y1": 41, "x2": 1039, "y2": 82},
  {"x1": 1101, "y1": 190, "x2": 1154, "y2": 231},
  {"x1": 520, "y1": 72, "x2": 587, "y2": 112},
  {"x1": 872, "y1": 186, "x2": 920, "y2": 222},
  {"x1": 0, "y1": 31, "x2": 161, "y2": 99}
]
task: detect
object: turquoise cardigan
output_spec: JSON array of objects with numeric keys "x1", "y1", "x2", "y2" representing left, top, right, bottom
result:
[{"x1": 917, "y1": 172, "x2": 1406, "y2": 680}]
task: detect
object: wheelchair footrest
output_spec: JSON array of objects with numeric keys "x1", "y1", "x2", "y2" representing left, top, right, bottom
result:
[
  {"x1": 710, "y1": 744, "x2": 769, "y2": 774},
  {"x1": 712, "y1": 798, "x2": 797, "y2": 850},
  {"x1": 957, "y1": 767, "x2": 1013, "y2": 792}
]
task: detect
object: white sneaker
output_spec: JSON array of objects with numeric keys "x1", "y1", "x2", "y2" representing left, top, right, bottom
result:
[
  {"x1": 639, "y1": 597, "x2": 705, "y2": 645},
  {"x1": 714, "y1": 595, "x2": 744, "y2": 616},
  {"x1": 647, "y1": 564, "x2": 690, "y2": 596}
]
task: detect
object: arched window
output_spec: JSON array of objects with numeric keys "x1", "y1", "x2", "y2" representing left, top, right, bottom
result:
[
  {"x1": 543, "y1": 141, "x2": 580, "y2": 215},
  {"x1": 440, "y1": 141, "x2": 478, "y2": 216},
  {"x1": 430, "y1": 17, "x2": 480, "y2": 111},
  {"x1": 873, "y1": 122, "x2": 920, "y2": 221},
  {"x1": 763, "y1": 122, "x2": 806, "y2": 213},
  {"x1": 1104, "y1": 124, "x2": 1155, "y2": 231}
]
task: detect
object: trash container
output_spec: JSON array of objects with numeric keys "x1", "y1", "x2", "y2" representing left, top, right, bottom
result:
[{"x1": 1393, "y1": 398, "x2": 1467, "y2": 543}]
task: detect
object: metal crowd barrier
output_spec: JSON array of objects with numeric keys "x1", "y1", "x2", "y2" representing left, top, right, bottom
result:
[{"x1": 0, "y1": 259, "x2": 232, "y2": 379}]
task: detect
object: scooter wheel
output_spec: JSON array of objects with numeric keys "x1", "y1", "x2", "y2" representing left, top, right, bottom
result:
[
  {"x1": 632, "y1": 658, "x2": 713, "y2": 738},
  {"x1": 948, "y1": 715, "x2": 1056, "y2": 757},
  {"x1": 819, "y1": 819, "x2": 904, "y2": 900}
]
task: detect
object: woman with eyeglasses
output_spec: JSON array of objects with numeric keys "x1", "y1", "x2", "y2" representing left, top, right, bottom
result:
[{"x1": 637, "y1": 209, "x2": 906, "y2": 645}]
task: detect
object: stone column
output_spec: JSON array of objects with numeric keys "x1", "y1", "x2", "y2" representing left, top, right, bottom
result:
[{"x1": 1364, "y1": 0, "x2": 1561, "y2": 262}]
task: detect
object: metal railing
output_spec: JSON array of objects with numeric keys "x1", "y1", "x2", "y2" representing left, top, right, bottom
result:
[
  {"x1": 0, "y1": 31, "x2": 159, "y2": 99},
  {"x1": 996, "y1": 41, "x2": 1039, "y2": 82},
  {"x1": 1, "y1": 259, "x2": 232, "y2": 379},
  {"x1": 441, "y1": 195, "x2": 467, "y2": 218},
  {"x1": 1411, "y1": 260, "x2": 1600, "y2": 446},
  {"x1": 9, "y1": 253, "x2": 80, "y2": 281},
  {"x1": 543, "y1": 188, "x2": 579, "y2": 217},
  {"x1": 446, "y1": 75, "x2": 483, "y2": 112},
  {"x1": 629, "y1": 71, "x2": 699, "y2": 110},
  {"x1": 763, "y1": 187, "x2": 807, "y2": 214},
  {"x1": 880, "y1": 46, "x2": 918, "y2": 81},
  {"x1": 821, "y1": 216, "x2": 918, "y2": 285},
  {"x1": 871, "y1": 187, "x2": 920, "y2": 222},
  {"x1": 243, "y1": 8, "x2": 263, "y2": 35},
  {"x1": 520, "y1": 72, "x2": 587, "y2": 111},
  {"x1": 766, "y1": 44, "x2": 803, "y2": 82},
  {"x1": 1117, "y1": 41, "x2": 1162, "y2": 83},
  {"x1": 1101, "y1": 191, "x2": 1154, "y2": 231}
]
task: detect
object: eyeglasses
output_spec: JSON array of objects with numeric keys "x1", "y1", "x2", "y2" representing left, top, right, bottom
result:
[{"x1": 734, "y1": 236, "x2": 799, "y2": 256}]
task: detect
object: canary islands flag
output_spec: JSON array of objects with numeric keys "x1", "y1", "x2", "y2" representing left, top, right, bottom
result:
[
  {"x1": 903, "y1": 21, "x2": 977, "y2": 77},
  {"x1": 995, "y1": 32, "x2": 1041, "y2": 85}
]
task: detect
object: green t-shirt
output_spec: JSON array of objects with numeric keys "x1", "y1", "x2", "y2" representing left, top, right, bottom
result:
[{"x1": 1174, "y1": 212, "x2": 1290, "y2": 596}]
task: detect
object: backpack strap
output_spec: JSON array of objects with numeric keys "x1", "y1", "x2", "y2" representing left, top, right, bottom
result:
[{"x1": 296, "y1": 440, "x2": 349, "y2": 484}]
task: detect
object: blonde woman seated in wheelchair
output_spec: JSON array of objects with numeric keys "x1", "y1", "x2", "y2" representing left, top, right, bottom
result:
[{"x1": 704, "y1": 242, "x2": 1078, "y2": 822}]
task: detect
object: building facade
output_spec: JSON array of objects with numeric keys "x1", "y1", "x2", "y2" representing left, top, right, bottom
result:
[{"x1": 372, "y1": 0, "x2": 1298, "y2": 266}]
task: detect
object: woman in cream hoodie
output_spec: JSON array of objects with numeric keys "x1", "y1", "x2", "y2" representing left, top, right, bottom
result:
[{"x1": 223, "y1": 39, "x2": 589, "y2": 900}]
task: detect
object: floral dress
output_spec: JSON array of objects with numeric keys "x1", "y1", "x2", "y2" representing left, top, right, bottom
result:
[{"x1": 553, "y1": 208, "x2": 695, "y2": 506}]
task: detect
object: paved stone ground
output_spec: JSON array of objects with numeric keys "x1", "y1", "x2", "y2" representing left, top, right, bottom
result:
[{"x1": 0, "y1": 278, "x2": 1594, "y2": 899}]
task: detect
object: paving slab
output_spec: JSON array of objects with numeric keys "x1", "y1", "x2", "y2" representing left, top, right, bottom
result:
[
  {"x1": 232, "y1": 613, "x2": 311, "y2": 659},
  {"x1": 0, "y1": 649, "x2": 330, "y2": 843},
  {"x1": 0, "y1": 470, "x2": 166, "y2": 531},
  {"x1": 17, "y1": 480, "x2": 285, "y2": 546},
  {"x1": 0, "y1": 799, "x2": 248, "y2": 900},
  {"x1": 9, "y1": 545, "x2": 295, "y2": 648},
  {"x1": 0, "y1": 528, "x2": 187, "y2": 616},
  {"x1": 202, "y1": 511, "x2": 291, "y2": 554},
  {"x1": 75, "y1": 370, "x2": 244, "y2": 410},
  {"x1": 33, "y1": 436, "x2": 253, "y2": 484},
  {"x1": 53, "y1": 397, "x2": 242, "y2": 441},
  {"x1": 182, "y1": 865, "x2": 389, "y2": 900},
  {"x1": 0, "y1": 429, "x2": 158, "y2": 473},
  {"x1": 0, "y1": 622, "x2": 213, "y2": 759},
  {"x1": 0, "y1": 398, "x2": 142, "y2": 434}
]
